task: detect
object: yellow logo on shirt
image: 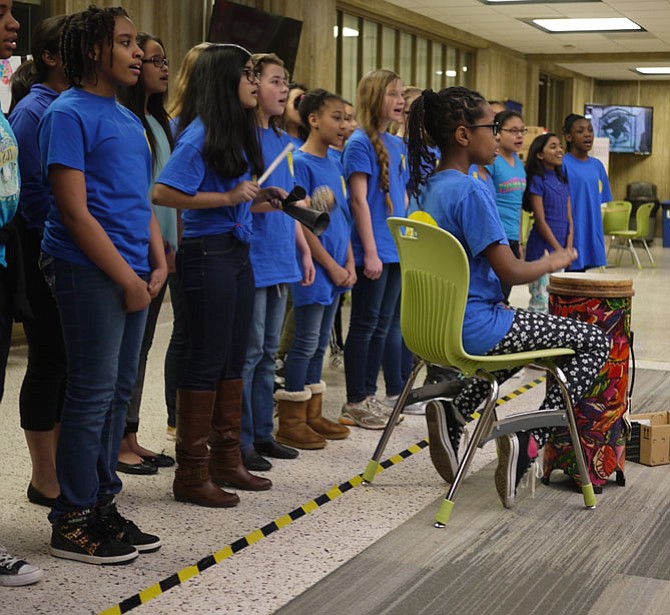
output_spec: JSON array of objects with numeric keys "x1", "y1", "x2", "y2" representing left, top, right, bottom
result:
[
  {"x1": 340, "y1": 175, "x2": 347, "y2": 200},
  {"x1": 287, "y1": 151, "x2": 294, "y2": 177}
]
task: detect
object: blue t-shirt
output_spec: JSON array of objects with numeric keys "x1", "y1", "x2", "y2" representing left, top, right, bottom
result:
[
  {"x1": 525, "y1": 169, "x2": 570, "y2": 262},
  {"x1": 156, "y1": 117, "x2": 253, "y2": 242},
  {"x1": 8, "y1": 84, "x2": 59, "y2": 232},
  {"x1": 327, "y1": 147, "x2": 343, "y2": 164},
  {"x1": 291, "y1": 150, "x2": 352, "y2": 307},
  {"x1": 410, "y1": 170, "x2": 514, "y2": 355},
  {"x1": 562, "y1": 153, "x2": 612, "y2": 270},
  {"x1": 39, "y1": 88, "x2": 152, "y2": 274},
  {"x1": 468, "y1": 164, "x2": 496, "y2": 202},
  {"x1": 343, "y1": 129, "x2": 407, "y2": 265},
  {"x1": 250, "y1": 127, "x2": 301, "y2": 287},
  {"x1": 0, "y1": 114, "x2": 20, "y2": 268},
  {"x1": 486, "y1": 153, "x2": 526, "y2": 242}
]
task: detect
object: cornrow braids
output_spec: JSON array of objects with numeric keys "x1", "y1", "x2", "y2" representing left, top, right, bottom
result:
[
  {"x1": 356, "y1": 69, "x2": 400, "y2": 214},
  {"x1": 60, "y1": 5, "x2": 128, "y2": 88},
  {"x1": 297, "y1": 88, "x2": 344, "y2": 137},
  {"x1": 406, "y1": 86, "x2": 488, "y2": 199}
]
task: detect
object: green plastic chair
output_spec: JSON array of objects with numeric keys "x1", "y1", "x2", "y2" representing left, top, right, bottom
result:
[
  {"x1": 607, "y1": 202, "x2": 655, "y2": 269},
  {"x1": 362, "y1": 218, "x2": 596, "y2": 527},
  {"x1": 606, "y1": 200, "x2": 633, "y2": 209}
]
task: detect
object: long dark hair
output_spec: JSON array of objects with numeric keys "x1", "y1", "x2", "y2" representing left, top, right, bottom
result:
[
  {"x1": 522, "y1": 132, "x2": 566, "y2": 212},
  {"x1": 406, "y1": 86, "x2": 487, "y2": 199},
  {"x1": 9, "y1": 15, "x2": 66, "y2": 111},
  {"x1": 60, "y1": 5, "x2": 129, "y2": 88},
  {"x1": 178, "y1": 44, "x2": 263, "y2": 179},
  {"x1": 117, "y1": 32, "x2": 174, "y2": 166}
]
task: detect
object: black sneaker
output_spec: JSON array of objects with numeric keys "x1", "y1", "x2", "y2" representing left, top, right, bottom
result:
[
  {"x1": 426, "y1": 400, "x2": 465, "y2": 483},
  {"x1": 50, "y1": 509, "x2": 138, "y2": 565},
  {"x1": 0, "y1": 544, "x2": 43, "y2": 586},
  {"x1": 494, "y1": 432, "x2": 536, "y2": 509},
  {"x1": 96, "y1": 502, "x2": 161, "y2": 553}
]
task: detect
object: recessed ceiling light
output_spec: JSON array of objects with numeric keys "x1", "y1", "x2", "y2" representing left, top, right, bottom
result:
[
  {"x1": 634, "y1": 67, "x2": 670, "y2": 75},
  {"x1": 530, "y1": 18, "x2": 642, "y2": 33}
]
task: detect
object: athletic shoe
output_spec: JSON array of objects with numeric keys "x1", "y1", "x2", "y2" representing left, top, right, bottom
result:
[
  {"x1": 0, "y1": 545, "x2": 43, "y2": 586},
  {"x1": 49, "y1": 509, "x2": 138, "y2": 565},
  {"x1": 97, "y1": 502, "x2": 161, "y2": 553},
  {"x1": 339, "y1": 401, "x2": 387, "y2": 430},
  {"x1": 494, "y1": 431, "x2": 537, "y2": 509},
  {"x1": 425, "y1": 400, "x2": 465, "y2": 483},
  {"x1": 329, "y1": 349, "x2": 344, "y2": 372},
  {"x1": 366, "y1": 396, "x2": 404, "y2": 424}
]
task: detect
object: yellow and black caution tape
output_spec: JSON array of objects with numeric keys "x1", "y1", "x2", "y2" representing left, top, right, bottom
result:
[{"x1": 100, "y1": 378, "x2": 542, "y2": 615}]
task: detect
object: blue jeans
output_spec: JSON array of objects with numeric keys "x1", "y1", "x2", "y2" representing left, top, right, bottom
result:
[
  {"x1": 285, "y1": 300, "x2": 339, "y2": 392},
  {"x1": 164, "y1": 271, "x2": 189, "y2": 428},
  {"x1": 241, "y1": 284, "x2": 288, "y2": 450},
  {"x1": 381, "y1": 293, "x2": 404, "y2": 397},
  {"x1": 344, "y1": 263, "x2": 401, "y2": 403},
  {"x1": 45, "y1": 258, "x2": 148, "y2": 520},
  {"x1": 178, "y1": 232, "x2": 255, "y2": 390}
]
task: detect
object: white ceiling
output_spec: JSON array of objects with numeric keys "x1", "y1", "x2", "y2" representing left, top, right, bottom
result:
[{"x1": 384, "y1": 0, "x2": 670, "y2": 80}]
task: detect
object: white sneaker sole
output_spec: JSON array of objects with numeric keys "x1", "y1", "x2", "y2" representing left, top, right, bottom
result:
[{"x1": 49, "y1": 545, "x2": 139, "y2": 565}]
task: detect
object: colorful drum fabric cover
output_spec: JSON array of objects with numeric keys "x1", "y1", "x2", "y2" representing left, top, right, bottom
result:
[{"x1": 544, "y1": 273, "x2": 634, "y2": 488}]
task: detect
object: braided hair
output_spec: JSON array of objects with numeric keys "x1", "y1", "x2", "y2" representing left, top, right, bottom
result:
[
  {"x1": 356, "y1": 69, "x2": 401, "y2": 214},
  {"x1": 298, "y1": 88, "x2": 344, "y2": 135},
  {"x1": 59, "y1": 5, "x2": 129, "y2": 88},
  {"x1": 406, "y1": 86, "x2": 487, "y2": 199}
]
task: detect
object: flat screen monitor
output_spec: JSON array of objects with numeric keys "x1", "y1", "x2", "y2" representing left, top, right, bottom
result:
[
  {"x1": 208, "y1": 0, "x2": 303, "y2": 77},
  {"x1": 584, "y1": 104, "x2": 653, "y2": 155}
]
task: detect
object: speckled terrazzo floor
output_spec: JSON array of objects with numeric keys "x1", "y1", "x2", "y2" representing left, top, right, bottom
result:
[{"x1": 1, "y1": 243, "x2": 669, "y2": 614}]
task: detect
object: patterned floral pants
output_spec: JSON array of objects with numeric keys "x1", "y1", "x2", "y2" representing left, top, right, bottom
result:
[{"x1": 452, "y1": 308, "x2": 610, "y2": 447}]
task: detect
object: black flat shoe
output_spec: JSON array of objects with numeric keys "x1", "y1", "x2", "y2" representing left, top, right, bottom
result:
[
  {"x1": 255, "y1": 439, "x2": 299, "y2": 459},
  {"x1": 116, "y1": 460, "x2": 158, "y2": 475},
  {"x1": 242, "y1": 449, "x2": 272, "y2": 472},
  {"x1": 27, "y1": 483, "x2": 58, "y2": 507},
  {"x1": 141, "y1": 453, "x2": 175, "y2": 468}
]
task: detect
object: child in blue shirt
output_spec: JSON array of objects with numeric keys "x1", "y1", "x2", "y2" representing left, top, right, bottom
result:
[
  {"x1": 39, "y1": 6, "x2": 166, "y2": 565},
  {"x1": 276, "y1": 89, "x2": 354, "y2": 449},
  {"x1": 562, "y1": 113, "x2": 613, "y2": 271},
  {"x1": 406, "y1": 86, "x2": 609, "y2": 509}
]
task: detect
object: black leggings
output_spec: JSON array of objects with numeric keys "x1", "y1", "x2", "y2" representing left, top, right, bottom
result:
[{"x1": 453, "y1": 309, "x2": 609, "y2": 447}]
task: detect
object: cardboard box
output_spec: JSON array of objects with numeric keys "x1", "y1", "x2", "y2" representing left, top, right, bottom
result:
[{"x1": 626, "y1": 412, "x2": 670, "y2": 466}]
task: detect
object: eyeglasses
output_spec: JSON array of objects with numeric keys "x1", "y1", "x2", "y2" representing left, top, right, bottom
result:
[
  {"x1": 464, "y1": 122, "x2": 500, "y2": 136},
  {"x1": 141, "y1": 57, "x2": 169, "y2": 68},
  {"x1": 500, "y1": 127, "x2": 529, "y2": 136},
  {"x1": 242, "y1": 68, "x2": 261, "y2": 83}
]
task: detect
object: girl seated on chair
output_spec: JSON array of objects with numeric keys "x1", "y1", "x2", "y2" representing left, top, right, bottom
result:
[{"x1": 405, "y1": 87, "x2": 609, "y2": 508}]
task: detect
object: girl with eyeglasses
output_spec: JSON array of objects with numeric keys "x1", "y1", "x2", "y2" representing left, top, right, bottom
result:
[
  {"x1": 485, "y1": 109, "x2": 527, "y2": 303},
  {"x1": 116, "y1": 32, "x2": 176, "y2": 475},
  {"x1": 406, "y1": 86, "x2": 608, "y2": 510},
  {"x1": 154, "y1": 44, "x2": 286, "y2": 507}
]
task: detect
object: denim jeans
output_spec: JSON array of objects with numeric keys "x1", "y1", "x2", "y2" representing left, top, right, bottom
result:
[
  {"x1": 178, "y1": 232, "x2": 255, "y2": 390},
  {"x1": 285, "y1": 300, "x2": 339, "y2": 392},
  {"x1": 164, "y1": 271, "x2": 189, "y2": 428},
  {"x1": 381, "y1": 293, "x2": 404, "y2": 397},
  {"x1": 241, "y1": 284, "x2": 288, "y2": 450},
  {"x1": 0, "y1": 263, "x2": 11, "y2": 403},
  {"x1": 45, "y1": 257, "x2": 148, "y2": 520},
  {"x1": 344, "y1": 263, "x2": 401, "y2": 403}
]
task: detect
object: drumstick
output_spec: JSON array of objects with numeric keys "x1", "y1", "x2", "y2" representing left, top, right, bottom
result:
[{"x1": 257, "y1": 142, "x2": 294, "y2": 186}]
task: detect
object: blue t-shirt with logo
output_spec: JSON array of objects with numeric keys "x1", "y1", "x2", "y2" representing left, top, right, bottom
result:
[
  {"x1": 410, "y1": 169, "x2": 514, "y2": 355},
  {"x1": 156, "y1": 117, "x2": 253, "y2": 242},
  {"x1": 39, "y1": 88, "x2": 152, "y2": 274},
  {"x1": 486, "y1": 152, "x2": 526, "y2": 241},
  {"x1": 343, "y1": 129, "x2": 407, "y2": 265},
  {"x1": 250, "y1": 127, "x2": 301, "y2": 288},
  {"x1": 291, "y1": 150, "x2": 352, "y2": 307},
  {"x1": 0, "y1": 114, "x2": 20, "y2": 268},
  {"x1": 468, "y1": 164, "x2": 497, "y2": 202}
]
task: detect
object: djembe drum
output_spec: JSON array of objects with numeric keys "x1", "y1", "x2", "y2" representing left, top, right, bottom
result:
[{"x1": 543, "y1": 272, "x2": 634, "y2": 490}]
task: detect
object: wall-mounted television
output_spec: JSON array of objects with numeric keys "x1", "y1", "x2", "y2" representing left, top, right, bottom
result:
[
  {"x1": 208, "y1": 0, "x2": 303, "y2": 77},
  {"x1": 584, "y1": 104, "x2": 653, "y2": 155}
]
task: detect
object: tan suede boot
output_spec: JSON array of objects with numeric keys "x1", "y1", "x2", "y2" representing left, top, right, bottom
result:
[
  {"x1": 306, "y1": 381, "x2": 350, "y2": 440},
  {"x1": 173, "y1": 389, "x2": 240, "y2": 508},
  {"x1": 275, "y1": 388, "x2": 327, "y2": 450},
  {"x1": 209, "y1": 379, "x2": 272, "y2": 491}
]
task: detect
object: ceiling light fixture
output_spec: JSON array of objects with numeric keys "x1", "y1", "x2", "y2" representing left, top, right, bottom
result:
[
  {"x1": 634, "y1": 67, "x2": 670, "y2": 75},
  {"x1": 530, "y1": 17, "x2": 642, "y2": 33}
]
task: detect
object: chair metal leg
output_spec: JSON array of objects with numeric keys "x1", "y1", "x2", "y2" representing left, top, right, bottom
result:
[
  {"x1": 362, "y1": 360, "x2": 426, "y2": 484},
  {"x1": 435, "y1": 370, "x2": 499, "y2": 527},
  {"x1": 642, "y1": 238, "x2": 656, "y2": 267},
  {"x1": 543, "y1": 363, "x2": 597, "y2": 509},
  {"x1": 628, "y1": 239, "x2": 642, "y2": 269}
]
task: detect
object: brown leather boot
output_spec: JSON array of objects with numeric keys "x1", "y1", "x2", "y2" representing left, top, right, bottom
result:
[
  {"x1": 275, "y1": 388, "x2": 327, "y2": 450},
  {"x1": 306, "y1": 381, "x2": 350, "y2": 440},
  {"x1": 209, "y1": 379, "x2": 272, "y2": 491},
  {"x1": 173, "y1": 389, "x2": 240, "y2": 508}
]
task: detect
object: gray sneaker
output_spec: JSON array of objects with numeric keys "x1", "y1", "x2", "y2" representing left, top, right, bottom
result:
[
  {"x1": 339, "y1": 401, "x2": 387, "y2": 430},
  {"x1": 366, "y1": 396, "x2": 404, "y2": 424}
]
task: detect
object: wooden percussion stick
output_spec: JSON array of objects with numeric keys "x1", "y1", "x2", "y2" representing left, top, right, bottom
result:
[{"x1": 257, "y1": 142, "x2": 295, "y2": 186}]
